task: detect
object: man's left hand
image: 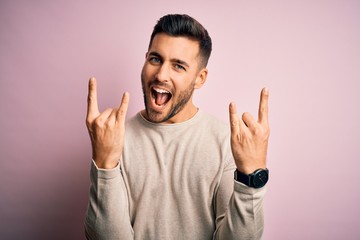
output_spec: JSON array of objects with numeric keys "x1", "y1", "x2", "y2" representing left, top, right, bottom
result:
[{"x1": 229, "y1": 88, "x2": 270, "y2": 174}]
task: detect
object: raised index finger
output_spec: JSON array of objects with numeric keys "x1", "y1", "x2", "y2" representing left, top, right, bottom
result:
[
  {"x1": 258, "y1": 87, "x2": 269, "y2": 125},
  {"x1": 87, "y1": 77, "x2": 100, "y2": 120}
]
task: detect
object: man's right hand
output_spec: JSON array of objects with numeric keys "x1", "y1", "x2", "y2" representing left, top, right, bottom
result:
[{"x1": 86, "y1": 77, "x2": 130, "y2": 169}]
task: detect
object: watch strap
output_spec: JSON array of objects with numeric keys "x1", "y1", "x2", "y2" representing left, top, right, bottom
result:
[{"x1": 234, "y1": 169, "x2": 252, "y2": 186}]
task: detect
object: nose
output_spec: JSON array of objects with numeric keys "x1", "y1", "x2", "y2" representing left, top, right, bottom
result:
[{"x1": 155, "y1": 63, "x2": 170, "y2": 82}]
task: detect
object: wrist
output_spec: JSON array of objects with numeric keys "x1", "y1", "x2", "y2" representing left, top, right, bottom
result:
[
  {"x1": 94, "y1": 158, "x2": 119, "y2": 169},
  {"x1": 93, "y1": 151, "x2": 121, "y2": 169},
  {"x1": 235, "y1": 164, "x2": 266, "y2": 175},
  {"x1": 234, "y1": 168, "x2": 269, "y2": 189},
  {"x1": 95, "y1": 162, "x2": 119, "y2": 169}
]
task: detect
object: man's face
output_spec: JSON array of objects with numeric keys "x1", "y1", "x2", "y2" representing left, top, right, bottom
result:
[{"x1": 141, "y1": 33, "x2": 207, "y2": 123}]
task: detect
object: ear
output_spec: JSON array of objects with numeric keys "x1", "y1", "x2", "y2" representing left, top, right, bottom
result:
[{"x1": 194, "y1": 68, "x2": 208, "y2": 89}]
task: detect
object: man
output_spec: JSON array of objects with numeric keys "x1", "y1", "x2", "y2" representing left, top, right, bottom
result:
[{"x1": 85, "y1": 14, "x2": 270, "y2": 240}]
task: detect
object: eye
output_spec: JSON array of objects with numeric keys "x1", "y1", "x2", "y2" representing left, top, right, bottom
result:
[
  {"x1": 174, "y1": 64, "x2": 186, "y2": 71},
  {"x1": 149, "y1": 57, "x2": 161, "y2": 64}
]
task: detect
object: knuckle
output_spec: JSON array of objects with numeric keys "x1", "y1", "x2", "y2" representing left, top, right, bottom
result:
[
  {"x1": 104, "y1": 121, "x2": 112, "y2": 128},
  {"x1": 253, "y1": 127, "x2": 261, "y2": 136},
  {"x1": 265, "y1": 128, "x2": 270, "y2": 137},
  {"x1": 86, "y1": 118, "x2": 92, "y2": 128},
  {"x1": 230, "y1": 119, "x2": 238, "y2": 127},
  {"x1": 87, "y1": 95, "x2": 95, "y2": 103},
  {"x1": 255, "y1": 127, "x2": 270, "y2": 139},
  {"x1": 231, "y1": 133, "x2": 241, "y2": 143},
  {"x1": 94, "y1": 117, "x2": 103, "y2": 127},
  {"x1": 118, "y1": 108, "x2": 125, "y2": 117},
  {"x1": 239, "y1": 131, "x2": 248, "y2": 140}
]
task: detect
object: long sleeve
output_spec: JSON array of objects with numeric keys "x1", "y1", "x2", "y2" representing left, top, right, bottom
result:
[
  {"x1": 84, "y1": 160, "x2": 133, "y2": 240},
  {"x1": 213, "y1": 160, "x2": 266, "y2": 240},
  {"x1": 83, "y1": 111, "x2": 267, "y2": 239}
]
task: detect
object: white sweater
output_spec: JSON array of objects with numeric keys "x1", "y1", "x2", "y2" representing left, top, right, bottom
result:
[{"x1": 85, "y1": 110, "x2": 266, "y2": 240}]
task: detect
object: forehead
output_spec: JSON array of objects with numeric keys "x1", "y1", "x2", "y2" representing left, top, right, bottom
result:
[{"x1": 149, "y1": 33, "x2": 200, "y2": 63}]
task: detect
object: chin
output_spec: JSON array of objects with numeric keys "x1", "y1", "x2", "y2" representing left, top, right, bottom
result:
[{"x1": 143, "y1": 105, "x2": 164, "y2": 123}]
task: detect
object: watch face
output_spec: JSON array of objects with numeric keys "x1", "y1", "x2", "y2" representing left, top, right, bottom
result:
[{"x1": 252, "y1": 169, "x2": 269, "y2": 188}]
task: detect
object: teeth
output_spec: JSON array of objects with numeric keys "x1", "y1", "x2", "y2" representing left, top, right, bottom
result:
[{"x1": 153, "y1": 87, "x2": 169, "y2": 94}]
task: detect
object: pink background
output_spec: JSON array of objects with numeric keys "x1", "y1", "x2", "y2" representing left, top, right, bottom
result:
[{"x1": 1, "y1": 0, "x2": 359, "y2": 239}]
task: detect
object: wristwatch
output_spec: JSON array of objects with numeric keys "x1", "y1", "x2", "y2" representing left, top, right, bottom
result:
[{"x1": 234, "y1": 168, "x2": 269, "y2": 188}]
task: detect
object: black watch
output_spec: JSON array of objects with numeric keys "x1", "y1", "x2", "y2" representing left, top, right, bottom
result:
[{"x1": 234, "y1": 168, "x2": 269, "y2": 188}]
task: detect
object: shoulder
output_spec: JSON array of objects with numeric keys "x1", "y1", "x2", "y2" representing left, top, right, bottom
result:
[
  {"x1": 125, "y1": 112, "x2": 142, "y2": 127},
  {"x1": 198, "y1": 111, "x2": 230, "y2": 137},
  {"x1": 125, "y1": 112, "x2": 147, "y2": 132}
]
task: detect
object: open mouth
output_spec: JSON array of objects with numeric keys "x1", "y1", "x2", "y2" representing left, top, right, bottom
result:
[{"x1": 151, "y1": 87, "x2": 172, "y2": 106}]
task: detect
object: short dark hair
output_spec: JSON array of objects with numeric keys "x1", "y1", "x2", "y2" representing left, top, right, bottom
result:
[{"x1": 149, "y1": 14, "x2": 212, "y2": 68}]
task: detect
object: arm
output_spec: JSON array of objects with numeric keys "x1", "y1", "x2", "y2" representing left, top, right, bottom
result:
[
  {"x1": 84, "y1": 77, "x2": 133, "y2": 239},
  {"x1": 213, "y1": 160, "x2": 266, "y2": 239},
  {"x1": 214, "y1": 88, "x2": 270, "y2": 239},
  {"x1": 84, "y1": 161, "x2": 133, "y2": 240}
]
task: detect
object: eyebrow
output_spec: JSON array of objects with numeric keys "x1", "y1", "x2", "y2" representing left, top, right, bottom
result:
[{"x1": 148, "y1": 51, "x2": 190, "y2": 68}]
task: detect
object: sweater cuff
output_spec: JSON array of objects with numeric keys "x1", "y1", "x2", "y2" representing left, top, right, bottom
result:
[
  {"x1": 91, "y1": 159, "x2": 121, "y2": 180},
  {"x1": 233, "y1": 179, "x2": 267, "y2": 195}
]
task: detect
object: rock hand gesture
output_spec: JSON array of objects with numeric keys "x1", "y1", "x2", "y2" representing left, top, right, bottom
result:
[
  {"x1": 229, "y1": 88, "x2": 270, "y2": 174},
  {"x1": 86, "y1": 77, "x2": 130, "y2": 169}
]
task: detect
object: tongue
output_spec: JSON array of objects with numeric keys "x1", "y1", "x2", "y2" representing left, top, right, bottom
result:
[{"x1": 155, "y1": 92, "x2": 170, "y2": 105}]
